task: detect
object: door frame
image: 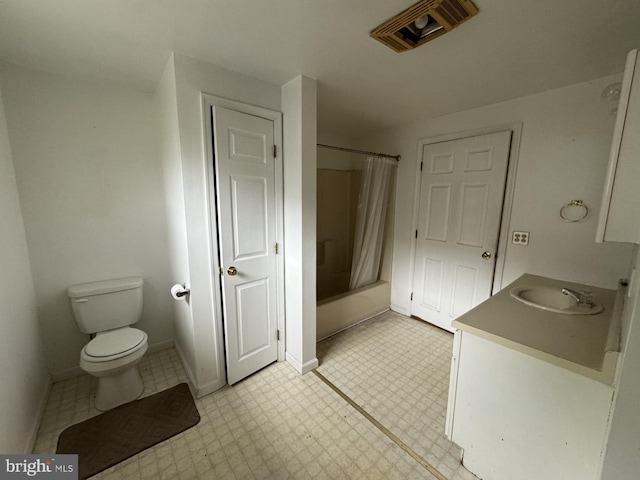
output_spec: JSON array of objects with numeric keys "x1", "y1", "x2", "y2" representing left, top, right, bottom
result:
[
  {"x1": 408, "y1": 122, "x2": 523, "y2": 315},
  {"x1": 202, "y1": 94, "x2": 286, "y2": 366}
]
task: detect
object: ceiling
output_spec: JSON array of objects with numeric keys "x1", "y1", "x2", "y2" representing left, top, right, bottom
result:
[{"x1": 1, "y1": 0, "x2": 639, "y2": 137}]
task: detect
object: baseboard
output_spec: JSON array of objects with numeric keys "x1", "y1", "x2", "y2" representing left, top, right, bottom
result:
[
  {"x1": 390, "y1": 303, "x2": 409, "y2": 316},
  {"x1": 173, "y1": 342, "x2": 198, "y2": 395},
  {"x1": 193, "y1": 379, "x2": 225, "y2": 398},
  {"x1": 51, "y1": 365, "x2": 85, "y2": 383},
  {"x1": 302, "y1": 357, "x2": 319, "y2": 374},
  {"x1": 147, "y1": 339, "x2": 174, "y2": 354},
  {"x1": 286, "y1": 352, "x2": 319, "y2": 374},
  {"x1": 50, "y1": 339, "x2": 176, "y2": 382},
  {"x1": 25, "y1": 374, "x2": 52, "y2": 453},
  {"x1": 174, "y1": 342, "x2": 225, "y2": 398}
]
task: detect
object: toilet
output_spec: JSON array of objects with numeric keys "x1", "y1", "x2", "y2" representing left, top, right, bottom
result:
[{"x1": 67, "y1": 277, "x2": 148, "y2": 411}]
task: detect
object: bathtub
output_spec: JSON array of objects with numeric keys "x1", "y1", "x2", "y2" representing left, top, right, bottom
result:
[{"x1": 316, "y1": 280, "x2": 391, "y2": 340}]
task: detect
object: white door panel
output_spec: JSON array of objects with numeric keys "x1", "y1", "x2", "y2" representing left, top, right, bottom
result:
[
  {"x1": 457, "y1": 183, "x2": 488, "y2": 247},
  {"x1": 424, "y1": 184, "x2": 451, "y2": 241},
  {"x1": 235, "y1": 277, "x2": 271, "y2": 360},
  {"x1": 213, "y1": 106, "x2": 278, "y2": 384},
  {"x1": 412, "y1": 131, "x2": 511, "y2": 332},
  {"x1": 229, "y1": 175, "x2": 268, "y2": 259}
]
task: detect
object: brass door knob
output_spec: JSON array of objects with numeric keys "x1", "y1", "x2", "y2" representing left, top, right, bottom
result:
[
  {"x1": 227, "y1": 266, "x2": 238, "y2": 276},
  {"x1": 481, "y1": 251, "x2": 492, "y2": 260}
]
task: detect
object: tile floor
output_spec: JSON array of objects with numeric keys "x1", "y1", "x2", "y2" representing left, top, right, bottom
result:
[
  {"x1": 317, "y1": 311, "x2": 478, "y2": 480},
  {"x1": 33, "y1": 311, "x2": 477, "y2": 479}
]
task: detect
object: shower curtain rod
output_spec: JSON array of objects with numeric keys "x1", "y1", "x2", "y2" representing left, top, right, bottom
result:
[{"x1": 317, "y1": 143, "x2": 401, "y2": 161}]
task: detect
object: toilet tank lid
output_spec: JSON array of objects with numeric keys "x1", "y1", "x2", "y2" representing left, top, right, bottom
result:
[{"x1": 68, "y1": 277, "x2": 144, "y2": 298}]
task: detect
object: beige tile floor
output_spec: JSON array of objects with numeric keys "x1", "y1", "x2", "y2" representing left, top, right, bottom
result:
[
  {"x1": 33, "y1": 346, "x2": 446, "y2": 478},
  {"x1": 316, "y1": 311, "x2": 478, "y2": 480}
]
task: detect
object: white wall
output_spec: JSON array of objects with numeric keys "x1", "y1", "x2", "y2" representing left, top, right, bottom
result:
[
  {"x1": 0, "y1": 79, "x2": 49, "y2": 453},
  {"x1": 0, "y1": 64, "x2": 175, "y2": 378},
  {"x1": 163, "y1": 53, "x2": 282, "y2": 395},
  {"x1": 317, "y1": 131, "x2": 361, "y2": 171},
  {"x1": 283, "y1": 75, "x2": 318, "y2": 374},
  {"x1": 362, "y1": 74, "x2": 633, "y2": 314},
  {"x1": 156, "y1": 56, "x2": 196, "y2": 385}
]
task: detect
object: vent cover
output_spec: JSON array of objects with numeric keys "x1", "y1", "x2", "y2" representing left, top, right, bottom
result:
[{"x1": 370, "y1": 0, "x2": 479, "y2": 52}]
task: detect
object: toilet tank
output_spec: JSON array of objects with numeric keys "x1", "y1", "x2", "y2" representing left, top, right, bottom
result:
[{"x1": 68, "y1": 277, "x2": 144, "y2": 334}]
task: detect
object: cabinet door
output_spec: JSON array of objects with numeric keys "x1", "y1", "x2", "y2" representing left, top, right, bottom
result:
[
  {"x1": 451, "y1": 333, "x2": 614, "y2": 480},
  {"x1": 596, "y1": 49, "x2": 640, "y2": 243}
]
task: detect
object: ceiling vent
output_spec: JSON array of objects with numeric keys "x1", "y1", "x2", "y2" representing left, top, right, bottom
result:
[{"x1": 370, "y1": 0, "x2": 479, "y2": 52}]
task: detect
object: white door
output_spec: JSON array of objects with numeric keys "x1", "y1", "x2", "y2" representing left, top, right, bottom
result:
[
  {"x1": 411, "y1": 131, "x2": 511, "y2": 332},
  {"x1": 212, "y1": 106, "x2": 279, "y2": 385}
]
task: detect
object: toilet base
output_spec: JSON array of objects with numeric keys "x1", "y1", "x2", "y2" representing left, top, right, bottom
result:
[{"x1": 94, "y1": 365, "x2": 144, "y2": 411}]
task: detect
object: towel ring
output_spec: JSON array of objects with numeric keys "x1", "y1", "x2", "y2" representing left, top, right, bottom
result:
[{"x1": 560, "y1": 200, "x2": 589, "y2": 223}]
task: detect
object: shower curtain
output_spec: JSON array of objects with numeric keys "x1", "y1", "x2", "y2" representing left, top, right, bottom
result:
[{"x1": 349, "y1": 155, "x2": 394, "y2": 291}]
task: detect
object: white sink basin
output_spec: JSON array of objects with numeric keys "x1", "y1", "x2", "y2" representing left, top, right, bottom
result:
[{"x1": 510, "y1": 286, "x2": 603, "y2": 315}]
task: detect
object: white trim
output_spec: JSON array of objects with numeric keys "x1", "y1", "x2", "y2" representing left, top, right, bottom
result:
[
  {"x1": 286, "y1": 352, "x2": 319, "y2": 374},
  {"x1": 390, "y1": 303, "x2": 409, "y2": 315},
  {"x1": 173, "y1": 341, "x2": 224, "y2": 398},
  {"x1": 408, "y1": 122, "x2": 523, "y2": 317},
  {"x1": 193, "y1": 379, "x2": 225, "y2": 399},
  {"x1": 25, "y1": 375, "x2": 51, "y2": 453},
  {"x1": 407, "y1": 141, "x2": 424, "y2": 314},
  {"x1": 274, "y1": 119, "x2": 286, "y2": 362},
  {"x1": 202, "y1": 94, "x2": 286, "y2": 381},
  {"x1": 202, "y1": 94, "x2": 281, "y2": 121},
  {"x1": 595, "y1": 50, "x2": 637, "y2": 243},
  {"x1": 493, "y1": 122, "x2": 522, "y2": 292},
  {"x1": 202, "y1": 98, "x2": 228, "y2": 387},
  {"x1": 176, "y1": 335, "x2": 224, "y2": 398},
  {"x1": 174, "y1": 341, "x2": 197, "y2": 394},
  {"x1": 50, "y1": 365, "x2": 84, "y2": 383},
  {"x1": 147, "y1": 339, "x2": 174, "y2": 354}
]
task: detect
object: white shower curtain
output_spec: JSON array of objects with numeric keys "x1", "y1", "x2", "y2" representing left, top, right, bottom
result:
[{"x1": 349, "y1": 155, "x2": 394, "y2": 291}]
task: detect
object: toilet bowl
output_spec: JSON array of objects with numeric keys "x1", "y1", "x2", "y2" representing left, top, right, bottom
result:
[
  {"x1": 68, "y1": 277, "x2": 148, "y2": 411},
  {"x1": 80, "y1": 327, "x2": 148, "y2": 411}
]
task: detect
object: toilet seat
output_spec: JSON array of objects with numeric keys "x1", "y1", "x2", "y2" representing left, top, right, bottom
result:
[{"x1": 82, "y1": 327, "x2": 147, "y2": 363}]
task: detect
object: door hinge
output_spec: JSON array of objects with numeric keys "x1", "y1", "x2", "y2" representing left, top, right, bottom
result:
[
  {"x1": 420, "y1": 161, "x2": 423, "y2": 171},
  {"x1": 219, "y1": 267, "x2": 223, "y2": 275},
  {"x1": 273, "y1": 144, "x2": 277, "y2": 158},
  {"x1": 415, "y1": 230, "x2": 418, "y2": 239},
  {"x1": 410, "y1": 292, "x2": 413, "y2": 301},
  {"x1": 275, "y1": 242, "x2": 279, "y2": 254},
  {"x1": 277, "y1": 329, "x2": 281, "y2": 341}
]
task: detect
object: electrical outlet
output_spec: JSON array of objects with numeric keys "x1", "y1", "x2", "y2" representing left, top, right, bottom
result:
[{"x1": 512, "y1": 231, "x2": 530, "y2": 245}]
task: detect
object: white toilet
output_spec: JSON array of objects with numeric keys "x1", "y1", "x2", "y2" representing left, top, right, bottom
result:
[{"x1": 67, "y1": 277, "x2": 148, "y2": 411}]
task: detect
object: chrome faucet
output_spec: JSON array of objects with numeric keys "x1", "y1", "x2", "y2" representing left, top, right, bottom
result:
[{"x1": 561, "y1": 288, "x2": 594, "y2": 308}]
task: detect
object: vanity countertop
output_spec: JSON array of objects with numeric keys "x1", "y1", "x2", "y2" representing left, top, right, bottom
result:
[{"x1": 452, "y1": 274, "x2": 625, "y2": 385}]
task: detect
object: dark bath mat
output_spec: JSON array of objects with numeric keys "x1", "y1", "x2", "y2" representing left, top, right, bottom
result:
[{"x1": 57, "y1": 383, "x2": 200, "y2": 479}]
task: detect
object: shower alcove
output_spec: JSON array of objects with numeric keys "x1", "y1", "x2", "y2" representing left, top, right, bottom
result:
[{"x1": 316, "y1": 141, "x2": 397, "y2": 340}]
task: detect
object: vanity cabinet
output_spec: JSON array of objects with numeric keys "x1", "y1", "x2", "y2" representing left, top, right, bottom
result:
[
  {"x1": 596, "y1": 49, "x2": 640, "y2": 243},
  {"x1": 445, "y1": 274, "x2": 622, "y2": 480},
  {"x1": 447, "y1": 331, "x2": 614, "y2": 480}
]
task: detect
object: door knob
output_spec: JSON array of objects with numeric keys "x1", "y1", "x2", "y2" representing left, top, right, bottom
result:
[
  {"x1": 227, "y1": 266, "x2": 238, "y2": 276},
  {"x1": 481, "y1": 251, "x2": 492, "y2": 260}
]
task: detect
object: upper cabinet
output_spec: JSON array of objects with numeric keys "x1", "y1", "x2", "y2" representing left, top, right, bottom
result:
[{"x1": 597, "y1": 49, "x2": 640, "y2": 244}]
